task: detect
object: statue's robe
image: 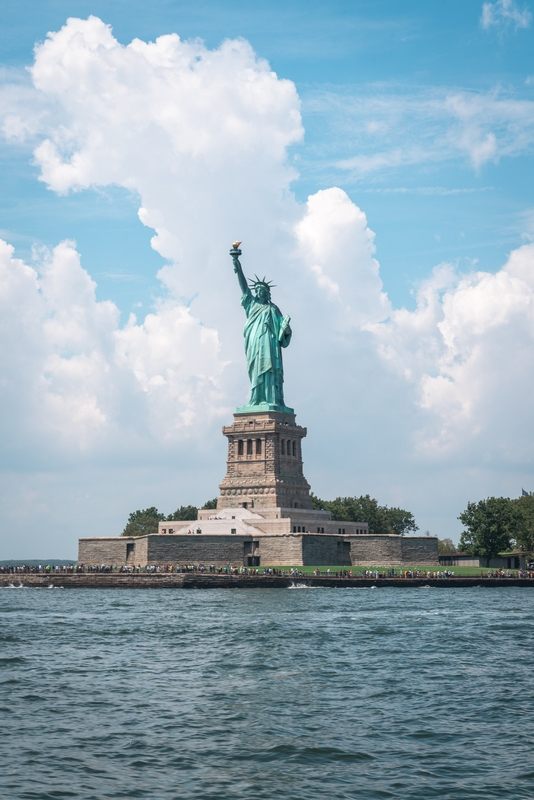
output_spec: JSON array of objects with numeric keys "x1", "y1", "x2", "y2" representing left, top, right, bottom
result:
[{"x1": 241, "y1": 290, "x2": 291, "y2": 407}]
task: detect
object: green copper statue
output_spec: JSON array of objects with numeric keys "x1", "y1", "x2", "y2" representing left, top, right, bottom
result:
[{"x1": 230, "y1": 242, "x2": 293, "y2": 414}]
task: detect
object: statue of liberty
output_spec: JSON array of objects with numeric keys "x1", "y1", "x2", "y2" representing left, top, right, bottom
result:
[{"x1": 230, "y1": 242, "x2": 293, "y2": 413}]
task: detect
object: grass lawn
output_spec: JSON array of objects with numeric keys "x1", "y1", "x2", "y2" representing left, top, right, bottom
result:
[{"x1": 262, "y1": 565, "x2": 513, "y2": 577}]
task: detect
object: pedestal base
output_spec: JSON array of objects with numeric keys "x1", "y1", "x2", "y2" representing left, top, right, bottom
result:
[{"x1": 218, "y1": 409, "x2": 312, "y2": 510}]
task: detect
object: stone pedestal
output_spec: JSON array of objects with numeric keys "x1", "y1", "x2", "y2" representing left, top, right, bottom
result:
[{"x1": 217, "y1": 410, "x2": 312, "y2": 510}]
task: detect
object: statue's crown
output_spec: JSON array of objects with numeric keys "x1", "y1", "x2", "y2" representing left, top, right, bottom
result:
[{"x1": 249, "y1": 274, "x2": 275, "y2": 291}]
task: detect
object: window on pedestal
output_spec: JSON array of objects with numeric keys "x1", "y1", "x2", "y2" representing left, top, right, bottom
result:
[
  {"x1": 292, "y1": 441, "x2": 296, "y2": 457},
  {"x1": 255, "y1": 438, "x2": 262, "y2": 455},
  {"x1": 237, "y1": 439, "x2": 243, "y2": 456},
  {"x1": 247, "y1": 439, "x2": 253, "y2": 455},
  {"x1": 281, "y1": 439, "x2": 285, "y2": 455}
]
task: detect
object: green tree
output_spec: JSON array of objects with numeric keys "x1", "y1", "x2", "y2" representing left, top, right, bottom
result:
[
  {"x1": 311, "y1": 493, "x2": 397, "y2": 536},
  {"x1": 513, "y1": 493, "x2": 534, "y2": 553},
  {"x1": 311, "y1": 492, "x2": 326, "y2": 511},
  {"x1": 121, "y1": 507, "x2": 165, "y2": 537},
  {"x1": 458, "y1": 497, "x2": 523, "y2": 566},
  {"x1": 167, "y1": 505, "x2": 198, "y2": 521},
  {"x1": 438, "y1": 537, "x2": 457, "y2": 554},
  {"x1": 383, "y1": 507, "x2": 419, "y2": 536},
  {"x1": 202, "y1": 498, "x2": 218, "y2": 510}
]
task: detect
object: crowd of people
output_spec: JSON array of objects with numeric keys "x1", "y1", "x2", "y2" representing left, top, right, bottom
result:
[
  {"x1": 1, "y1": 563, "x2": 533, "y2": 578},
  {"x1": 0, "y1": 564, "x2": 78, "y2": 574}
]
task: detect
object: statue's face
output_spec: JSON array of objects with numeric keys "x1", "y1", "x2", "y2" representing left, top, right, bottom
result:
[{"x1": 255, "y1": 284, "x2": 269, "y2": 303}]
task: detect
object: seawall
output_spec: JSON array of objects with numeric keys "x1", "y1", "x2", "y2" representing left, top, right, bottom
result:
[{"x1": 1, "y1": 574, "x2": 533, "y2": 589}]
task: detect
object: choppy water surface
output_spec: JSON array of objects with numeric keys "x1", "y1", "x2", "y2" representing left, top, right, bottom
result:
[{"x1": 1, "y1": 587, "x2": 533, "y2": 799}]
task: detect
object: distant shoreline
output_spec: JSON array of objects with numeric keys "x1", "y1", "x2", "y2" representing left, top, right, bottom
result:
[
  {"x1": 1, "y1": 574, "x2": 533, "y2": 589},
  {"x1": 0, "y1": 560, "x2": 76, "y2": 567}
]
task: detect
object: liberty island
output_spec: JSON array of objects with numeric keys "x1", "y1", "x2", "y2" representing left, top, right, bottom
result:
[{"x1": 78, "y1": 243, "x2": 438, "y2": 568}]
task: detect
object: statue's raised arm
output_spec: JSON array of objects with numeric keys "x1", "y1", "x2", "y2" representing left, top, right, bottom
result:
[
  {"x1": 230, "y1": 242, "x2": 249, "y2": 297},
  {"x1": 229, "y1": 241, "x2": 293, "y2": 414}
]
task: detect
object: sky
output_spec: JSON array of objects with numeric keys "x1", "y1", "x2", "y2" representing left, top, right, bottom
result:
[{"x1": 0, "y1": 0, "x2": 533, "y2": 558}]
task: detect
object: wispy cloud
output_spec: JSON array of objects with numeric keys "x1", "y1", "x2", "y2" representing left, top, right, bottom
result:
[
  {"x1": 361, "y1": 186, "x2": 494, "y2": 195},
  {"x1": 481, "y1": 0, "x2": 532, "y2": 30},
  {"x1": 302, "y1": 84, "x2": 534, "y2": 180},
  {"x1": 336, "y1": 147, "x2": 431, "y2": 174}
]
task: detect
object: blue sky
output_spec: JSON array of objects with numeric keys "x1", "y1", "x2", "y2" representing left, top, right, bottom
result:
[{"x1": 0, "y1": 0, "x2": 533, "y2": 557}]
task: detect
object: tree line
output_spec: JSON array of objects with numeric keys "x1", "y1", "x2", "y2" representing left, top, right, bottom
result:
[
  {"x1": 310, "y1": 494, "x2": 418, "y2": 536},
  {"x1": 121, "y1": 494, "x2": 419, "y2": 537}
]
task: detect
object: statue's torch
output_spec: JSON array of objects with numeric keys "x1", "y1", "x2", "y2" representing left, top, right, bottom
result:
[{"x1": 230, "y1": 240, "x2": 242, "y2": 272}]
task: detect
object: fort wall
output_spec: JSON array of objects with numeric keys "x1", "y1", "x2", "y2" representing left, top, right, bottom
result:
[
  {"x1": 147, "y1": 534, "x2": 250, "y2": 566},
  {"x1": 253, "y1": 535, "x2": 304, "y2": 566},
  {"x1": 78, "y1": 536, "x2": 149, "y2": 566},
  {"x1": 302, "y1": 535, "x2": 352, "y2": 566},
  {"x1": 349, "y1": 535, "x2": 403, "y2": 565},
  {"x1": 78, "y1": 533, "x2": 438, "y2": 567},
  {"x1": 348, "y1": 535, "x2": 438, "y2": 566},
  {"x1": 401, "y1": 536, "x2": 439, "y2": 565}
]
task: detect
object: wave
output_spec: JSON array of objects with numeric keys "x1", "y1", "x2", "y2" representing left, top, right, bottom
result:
[{"x1": 287, "y1": 582, "x2": 318, "y2": 589}]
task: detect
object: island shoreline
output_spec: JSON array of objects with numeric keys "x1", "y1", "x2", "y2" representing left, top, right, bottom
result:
[{"x1": 1, "y1": 574, "x2": 533, "y2": 589}]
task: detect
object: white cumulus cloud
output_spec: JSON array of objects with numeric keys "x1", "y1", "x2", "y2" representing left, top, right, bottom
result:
[
  {"x1": 369, "y1": 244, "x2": 534, "y2": 460},
  {"x1": 0, "y1": 238, "x2": 224, "y2": 457},
  {"x1": 295, "y1": 187, "x2": 390, "y2": 326},
  {"x1": 14, "y1": 15, "x2": 307, "y2": 354}
]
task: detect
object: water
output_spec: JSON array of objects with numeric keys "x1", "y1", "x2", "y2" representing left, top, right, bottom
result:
[{"x1": 1, "y1": 587, "x2": 533, "y2": 799}]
